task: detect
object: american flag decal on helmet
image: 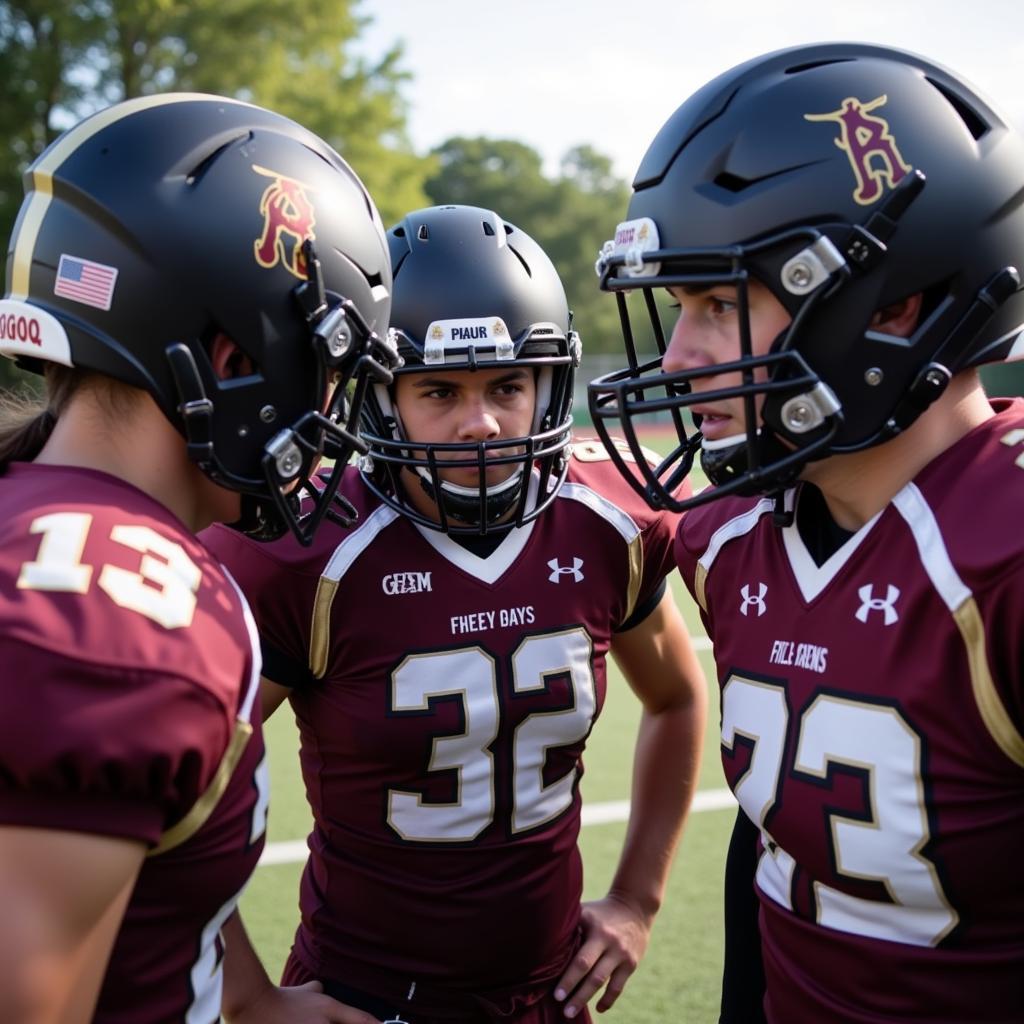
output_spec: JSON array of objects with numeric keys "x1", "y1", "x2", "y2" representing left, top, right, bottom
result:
[{"x1": 53, "y1": 254, "x2": 118, "y2": 311}]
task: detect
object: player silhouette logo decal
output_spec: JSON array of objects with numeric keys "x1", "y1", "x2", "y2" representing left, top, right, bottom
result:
[
  {"x1": 548, "y1": 557, "x2": 584, "y2": 583},
  {"x1": 252, "y1": 164, "x2": 316, "y2": 279},
  {"x1": 804, "y1": 95, "x2": 911, "y2": 205}
]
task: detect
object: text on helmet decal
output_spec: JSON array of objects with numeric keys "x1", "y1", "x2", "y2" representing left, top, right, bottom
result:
[
  {"x1": 804, "y1": 96, "x2": 911, "y2": 206},
  {"x1": 423, "y1": 317, "x2": 514, "y2": 364},
  {"x1": 596, "y1": 217, "x2": 661, "y2": 279},
  {"x1": 0, "y1": 299, "x2": 73, "y2": 366},
  {"x1": 252, "y1": 164, "x2": 317, "y2": 279}
]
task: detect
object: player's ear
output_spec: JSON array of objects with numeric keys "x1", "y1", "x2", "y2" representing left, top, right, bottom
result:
[
  {"x1": 869, "y1": 293, "x2": 923, "y2": 338},
  {"x1": 209, "y1": 331, "x2": 255, "y2": 380}
]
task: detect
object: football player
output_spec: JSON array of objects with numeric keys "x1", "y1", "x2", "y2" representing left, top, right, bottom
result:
[
  {"x1": 589, "y1": 42, "x2": 1024, "y2": 1024},
  {"x1": 0, "y1": 94, "x2": 394, "y2": 1023},
  {"x1": 205, "y1": 204, "x2": 709, "y2": 1024}
]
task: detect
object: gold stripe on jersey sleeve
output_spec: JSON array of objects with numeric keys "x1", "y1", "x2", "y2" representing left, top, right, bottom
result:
[
  {"x1": 309, "y1": 575, "x2": 338, "y2": 679},
  {"x1": 694, "y1": 563, "x2": 709, "y2": 613},
  {"x1": 955, "y1": 597, "x2": 1024, "y2": 768},
  {"x1": 624, "y1": 534, "x2": 643, "y2": 623},
  {"x1": 10, "y1": 93, "x2": 254, "y2": 299},
  {"x1": 148, "y1": 721, "x2": 253, "y2": 857}
]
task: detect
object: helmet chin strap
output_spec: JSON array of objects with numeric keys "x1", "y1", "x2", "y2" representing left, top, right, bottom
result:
[
  {"x1": 698, "y1": 431, "x2": 747, "y2": 486},
  {"x1": 415, "y1": 465, "x2": 525, "y2": 527}
]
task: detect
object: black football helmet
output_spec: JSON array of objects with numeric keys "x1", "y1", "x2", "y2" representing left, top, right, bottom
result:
[
  {"x1": 588, "y1": 43, "x2": 1024, "y2": 511},
  {"x1": 360, "y1": 205, "x2": 580, "y2": 534},
  {"x1": 1, "y1": 93, "x2": 397, "y2": 544}
]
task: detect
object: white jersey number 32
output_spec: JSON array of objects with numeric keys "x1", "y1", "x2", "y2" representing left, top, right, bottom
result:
[{"x1": 387, "y1": 627, "x2": 597, "y2": 842}]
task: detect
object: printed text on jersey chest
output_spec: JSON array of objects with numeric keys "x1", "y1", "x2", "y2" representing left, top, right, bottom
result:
[
  {"x1": 450, "y1": 606, "x2": 535, "y2": 635},
  {"x1": 769, "y1": 639, "x2": 829, "y2": 673}
]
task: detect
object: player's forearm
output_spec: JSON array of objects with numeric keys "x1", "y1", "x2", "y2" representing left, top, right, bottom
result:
[
  {"x1": 607, "y1": 704, "x2": 704, "y2": 919},
  {"x1": 221, "y1": 910, "x2": 274, "y2": 1020}
]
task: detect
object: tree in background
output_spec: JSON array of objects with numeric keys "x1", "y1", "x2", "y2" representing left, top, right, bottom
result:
[
  {"x1": 0, "y1": 0, "x2": 433, "y2": 389},
  {"x1": 424, "y1": 137, "x2": 635, "y2": 357}
]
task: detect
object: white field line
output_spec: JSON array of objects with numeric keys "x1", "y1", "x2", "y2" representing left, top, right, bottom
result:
[
  {"x1": 259, "y1": 632, "x2": 721, "y2": 868},
  {"x1": 259, "y1": 788, "x2": 734, "y2": 867}
]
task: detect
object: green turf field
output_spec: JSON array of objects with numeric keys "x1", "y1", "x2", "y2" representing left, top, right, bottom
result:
[{"x1": 239, "y1": 433, "x2": 729, "y2": 1023}]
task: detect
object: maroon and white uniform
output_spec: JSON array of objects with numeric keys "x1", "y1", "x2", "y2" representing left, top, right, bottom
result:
[
  {"x1": 676, "y1": 400, "x2": 1024, "y2": 1024},
  {"x1": 0, "y1": 463, "x2": 267, "y2": 1024},
  {"x1": 204, "y1": 444, "x2": 681, "y2": 1017}
]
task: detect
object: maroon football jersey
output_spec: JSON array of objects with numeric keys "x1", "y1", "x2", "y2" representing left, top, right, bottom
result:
[
  {"x1": 203, "y1": 442, "x2": 682, "y2": 1009},
  {"x1": 0, "y1": 463, "x2": 267, "y2": 1024},
  {"x1": 676, "y1": 400, "x2": 1024, "y2": 1023}
]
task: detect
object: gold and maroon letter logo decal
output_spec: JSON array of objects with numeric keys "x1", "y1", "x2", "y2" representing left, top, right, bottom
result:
[
  {"x1": 804, "y1": 95, "x2": 911, "y2": 206},
  {"x1": 253, "y1": 165, "x2": 316, "y2": 278}
]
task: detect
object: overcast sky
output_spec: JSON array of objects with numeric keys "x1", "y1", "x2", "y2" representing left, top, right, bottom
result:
[{"x1": 356, "y1": 0, "x2": 1024, "y2": 180}]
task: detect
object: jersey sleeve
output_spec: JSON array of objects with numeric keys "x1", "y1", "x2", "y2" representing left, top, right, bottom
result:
[
  {"x1": 0, "y1": 636, "x2": 231, "y2": 846},
  {"x1": 974, "y1": 559, "x2": 1024, "y2": 745},
  {"x1": 638, "y1": 502, "x2": 683, "y2": 593},
  {"x1": 673, "y1": 514, "x2": 702, "y2": 607},
  {"x1": 201, "y1": 523, "x2": 319, "y2": 687},
  {"x1": 568, "y1": 438, "x2": 687, "y2": 625}
]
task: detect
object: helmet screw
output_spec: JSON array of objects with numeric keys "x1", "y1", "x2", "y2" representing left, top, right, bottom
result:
[
  {"x1": 864, "y1": 368, "x2": 884, "y2": 386},
  {"x1": 328, "y1": 324, "x2": 351, "y2": 358},
  {"x1": 783, "y1": 400, "x2": 813, "y2": 430},
  {"x1": 925, "y1": 368, "x2": 945, "y2": 387},
  {"x1": 259, "y1": 405, "x2": 277, "y2": 423},
  {"x1": 786, "y1": 262, "x2": 812, "y2": 289},
  {"x1": 274, "y1": 442, "x2": 303, "y2": 480},
  {"x1": 237, "y1": 425, "x2": 249, "y2": 438}
]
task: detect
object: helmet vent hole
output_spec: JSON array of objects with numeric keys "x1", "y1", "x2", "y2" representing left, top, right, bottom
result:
[
  {"x1": 714, "y1": 171, "x2": 751, "y2": 193},
  {"x1": 482, "y1": 221, "x2": 495, "y2": 236},
  {"x1": 785, "y1": 57, "x2": 855, "y2": 75},
  {"x1": 417, "y1": 224, "x2": 430, "y2": 241},
  {"x1": 393, "y1": 226, "x2": 406, "y2": 238},
  {"x1": 507, "y1": 243, "x2": 533, "y2": 278},
  {"x1": 185, "y1": 132, "x2": 251, "y2": 186},
  {"x1": 925, "y1": 76, "x2": 988, "y2": 140}
]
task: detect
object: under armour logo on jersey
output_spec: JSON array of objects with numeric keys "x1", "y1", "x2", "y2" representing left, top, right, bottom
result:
[
  {"x1": 740, "y1": 582, "x2": 768, "y2": 617},
  {"x1": 548, "y1": 557, "x2": 584, "y2": 583},
  {"x1": 855, "y1": 583, "x2": 900, "y2": 625}
]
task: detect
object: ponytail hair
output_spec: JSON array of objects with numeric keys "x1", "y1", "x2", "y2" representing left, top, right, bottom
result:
[{"x1": 0, "y1": 365, "x2": 82, "y2": 472}]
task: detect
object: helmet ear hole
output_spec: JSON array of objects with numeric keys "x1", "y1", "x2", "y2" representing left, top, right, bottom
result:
[
  {"x1": 208, "y1": 332, "x2": 257, "y2": 382},
  {"x1": 867, "y1": 293, "x2": 923, "y2": 337}
]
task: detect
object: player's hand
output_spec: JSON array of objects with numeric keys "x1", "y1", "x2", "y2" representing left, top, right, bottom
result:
[
  {"x1": 225, "y1": 979, "x2": 381, "y2": 1024},
  {"x1": 554, "y1": 895, "x2": 653, "y2": 1017}
]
